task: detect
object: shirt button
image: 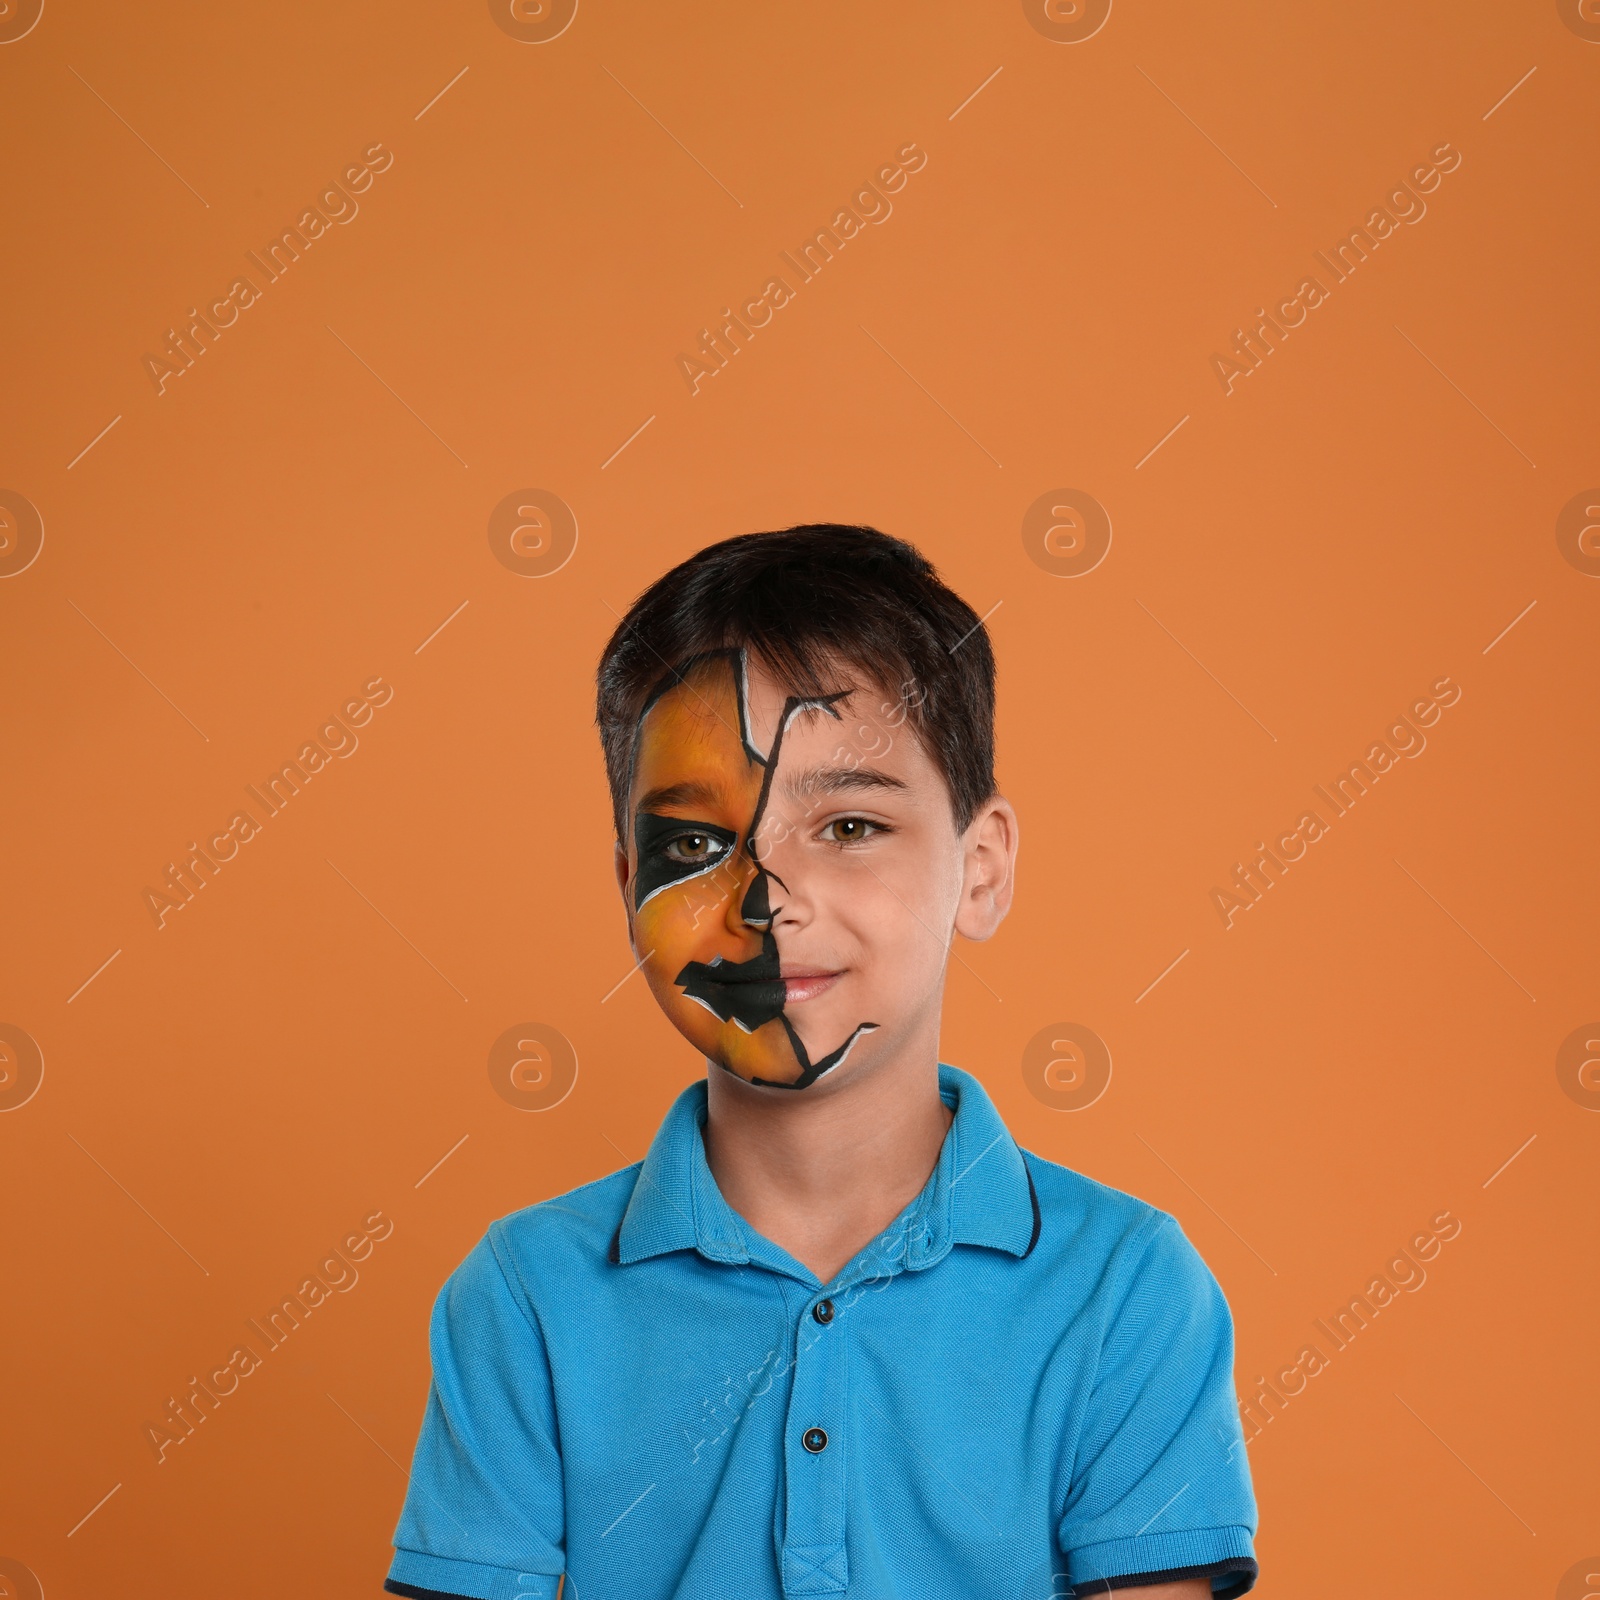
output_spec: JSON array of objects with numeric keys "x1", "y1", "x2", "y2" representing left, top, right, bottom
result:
[
  {"x1": 802, "y1": 1427, "x2": 828, "y2": 1454},
  {"x1": 812, "y1": 1298, "x2": 835, "y2": 1325}
]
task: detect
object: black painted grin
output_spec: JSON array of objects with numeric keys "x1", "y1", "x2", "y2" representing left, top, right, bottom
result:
[{"x1": 675, "y1": 945, "x2": 786, "y2": 1031}]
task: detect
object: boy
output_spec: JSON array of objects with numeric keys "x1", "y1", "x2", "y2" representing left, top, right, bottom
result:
[{"x1": 384, "y1": 525, "x2": 1258, "y2": 1599}]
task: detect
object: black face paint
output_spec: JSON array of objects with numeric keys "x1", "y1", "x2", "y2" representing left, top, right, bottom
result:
[
  {"x1": 776, "y1": 1017, "x2": 881, "y2": 1087},
  {"x1": 737, "y1": 871, "x2": 772, "y2": 931},
  {"x1": 676, "y1": 944, "x2": 786, "y2": 1032},
  {"x1": 631, "y1": 814, "x2": 738, "y2": 911}
]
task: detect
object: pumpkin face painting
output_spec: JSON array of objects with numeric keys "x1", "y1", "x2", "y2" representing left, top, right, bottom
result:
[{"x1": 625, "y1": 648, "x2": 881, "y2": 1090}]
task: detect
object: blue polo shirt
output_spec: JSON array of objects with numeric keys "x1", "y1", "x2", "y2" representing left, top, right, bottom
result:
[{"x1": 386, "y1": 1064, "x2": 1258, "y2": 1599}]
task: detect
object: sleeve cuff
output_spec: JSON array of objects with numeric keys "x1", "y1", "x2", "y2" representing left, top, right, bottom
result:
[
  {"x1": 1074, "y1": 1557, "x2": 1257, "y2": 1597},
  {"x1": 1068, "y1": 1525, "x2": 1256, "y2": 1595},
  {"x1": 386, "y1": 1547, "x2": 562, "y2": 1600}
]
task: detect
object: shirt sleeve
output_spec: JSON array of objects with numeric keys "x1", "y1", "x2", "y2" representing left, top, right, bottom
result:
[
  {"x1": 1059, "y1": 1213, "x2": 1258, "y2": 1598},
  {"x1": 385, "y1": 1225, "x2": 566, "y2": 1600}
]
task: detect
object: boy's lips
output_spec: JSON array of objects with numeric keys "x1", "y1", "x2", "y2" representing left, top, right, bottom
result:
[
  {"x1": 673, "y1": 950, "x2": 844, "y2": 1022},
  {"x1": 781, "y1": 970, "x2": 841, "y2": 1004}
]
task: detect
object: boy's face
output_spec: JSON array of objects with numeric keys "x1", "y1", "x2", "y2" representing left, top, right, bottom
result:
[{"x1": 617, "y1": 648, "x2": 1010, "y2": 1091}]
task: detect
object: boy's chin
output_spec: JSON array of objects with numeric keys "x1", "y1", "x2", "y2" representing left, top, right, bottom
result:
[{"x1": 676, "y1": 1007, "x2": 878, "y2": 1091}]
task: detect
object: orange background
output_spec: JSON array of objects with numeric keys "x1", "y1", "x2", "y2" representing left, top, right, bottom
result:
[{"x1": 2, "y1": 2, "x2": 1597, "y2": 1595}]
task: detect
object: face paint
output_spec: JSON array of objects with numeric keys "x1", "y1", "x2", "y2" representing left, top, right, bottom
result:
[{"x1": 626, "y1": 648, "x2": 880, "y2": 1089}]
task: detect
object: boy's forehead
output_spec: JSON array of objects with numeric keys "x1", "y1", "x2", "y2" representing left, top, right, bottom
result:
[
  {"x1": 628, "y1": 657, "x2": 754, "y2": 810},
  {"x1": 626, "y1": 649, "x2": 917, "y2": 812}
]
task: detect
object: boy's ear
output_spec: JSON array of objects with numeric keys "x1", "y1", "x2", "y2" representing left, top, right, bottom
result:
[
  {"x1": 614, "y1": 840, "x2": 641, "y2": 947},
  {"x1": 954, "y1": 795, "x2": 1018, "y2": 942}
]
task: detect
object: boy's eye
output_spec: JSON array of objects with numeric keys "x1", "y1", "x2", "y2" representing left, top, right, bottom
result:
[
  {"x1": 664, "y1": 832, "x2": 725, "y2": 863},
  {"x1": 821, "y1": 817, "x2": 880, "y2": 844},
  {"x1": 631, "y1": 813, "x2": 738, "y2": 910}
]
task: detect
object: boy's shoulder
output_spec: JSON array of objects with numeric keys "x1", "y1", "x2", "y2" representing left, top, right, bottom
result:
[
  {"x1": 479, "y1": 1161, "x2": 642, "y2": 1278},
  {"x1": 1019, "y1": 1143, "x2": 1165, "y2": 1226},
  {"x1": 1017, "y1": 1144, "x2": 1200, "y2": 1284}
]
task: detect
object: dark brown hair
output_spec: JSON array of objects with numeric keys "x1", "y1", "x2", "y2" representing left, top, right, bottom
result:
[{"x1": 595, "y1": 524, "x2": 996, "y2": 839}]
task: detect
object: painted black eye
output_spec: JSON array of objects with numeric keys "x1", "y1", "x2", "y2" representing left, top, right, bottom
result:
[{"x1": 632, "y1": 813, "x2": 739, "y2": 910}]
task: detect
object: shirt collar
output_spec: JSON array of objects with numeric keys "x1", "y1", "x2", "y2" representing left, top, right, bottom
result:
[{"x1": 610, "y1": 1063, "x2": 1039, "y2": 1277}]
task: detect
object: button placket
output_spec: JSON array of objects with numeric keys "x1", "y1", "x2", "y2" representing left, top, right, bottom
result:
[{"x1": 778, "y1": 1295, "x2": 849, "y2": 1594}]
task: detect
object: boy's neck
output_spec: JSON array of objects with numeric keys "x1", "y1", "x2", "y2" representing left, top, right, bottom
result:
[{"x1": 700, "y1": 1025, "x2": 955, "y2": 1287}]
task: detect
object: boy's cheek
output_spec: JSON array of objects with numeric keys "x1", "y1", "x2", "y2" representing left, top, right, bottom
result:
[
  {"x1": 634, "y1": 894, "x2": 742, "y2": 1039},
  {"x1": 662, "y1": 995, "x2": 718, "y2": 1060},
  {"x1": 636, "y1": 890, "x2": 711, "y2": 972},
  {"x1": 642, "y1": 962, "x2": 709, "y2": 1044},
  {"x1": 631, "y1": 900, "x2": 707, "y2": 1037}
]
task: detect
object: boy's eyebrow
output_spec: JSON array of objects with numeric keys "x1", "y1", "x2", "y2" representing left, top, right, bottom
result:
[
  {"x1": 783, "y1": 765, "x2": 909, "y2": 800},
  {"x1": 635, "y1": 779, "x2": 726, "y2": 814}
]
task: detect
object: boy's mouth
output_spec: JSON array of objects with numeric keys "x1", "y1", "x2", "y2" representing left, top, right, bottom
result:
[
  {"x1": 673, "y1": 949, "x2": 844, "y2": 1026},
  {"x1": 675, "y1": 949, "x2": 785, "y2": 1030},
  {"x1": 781, "y1": 970, "x2": 841, "y2": 1005}
]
